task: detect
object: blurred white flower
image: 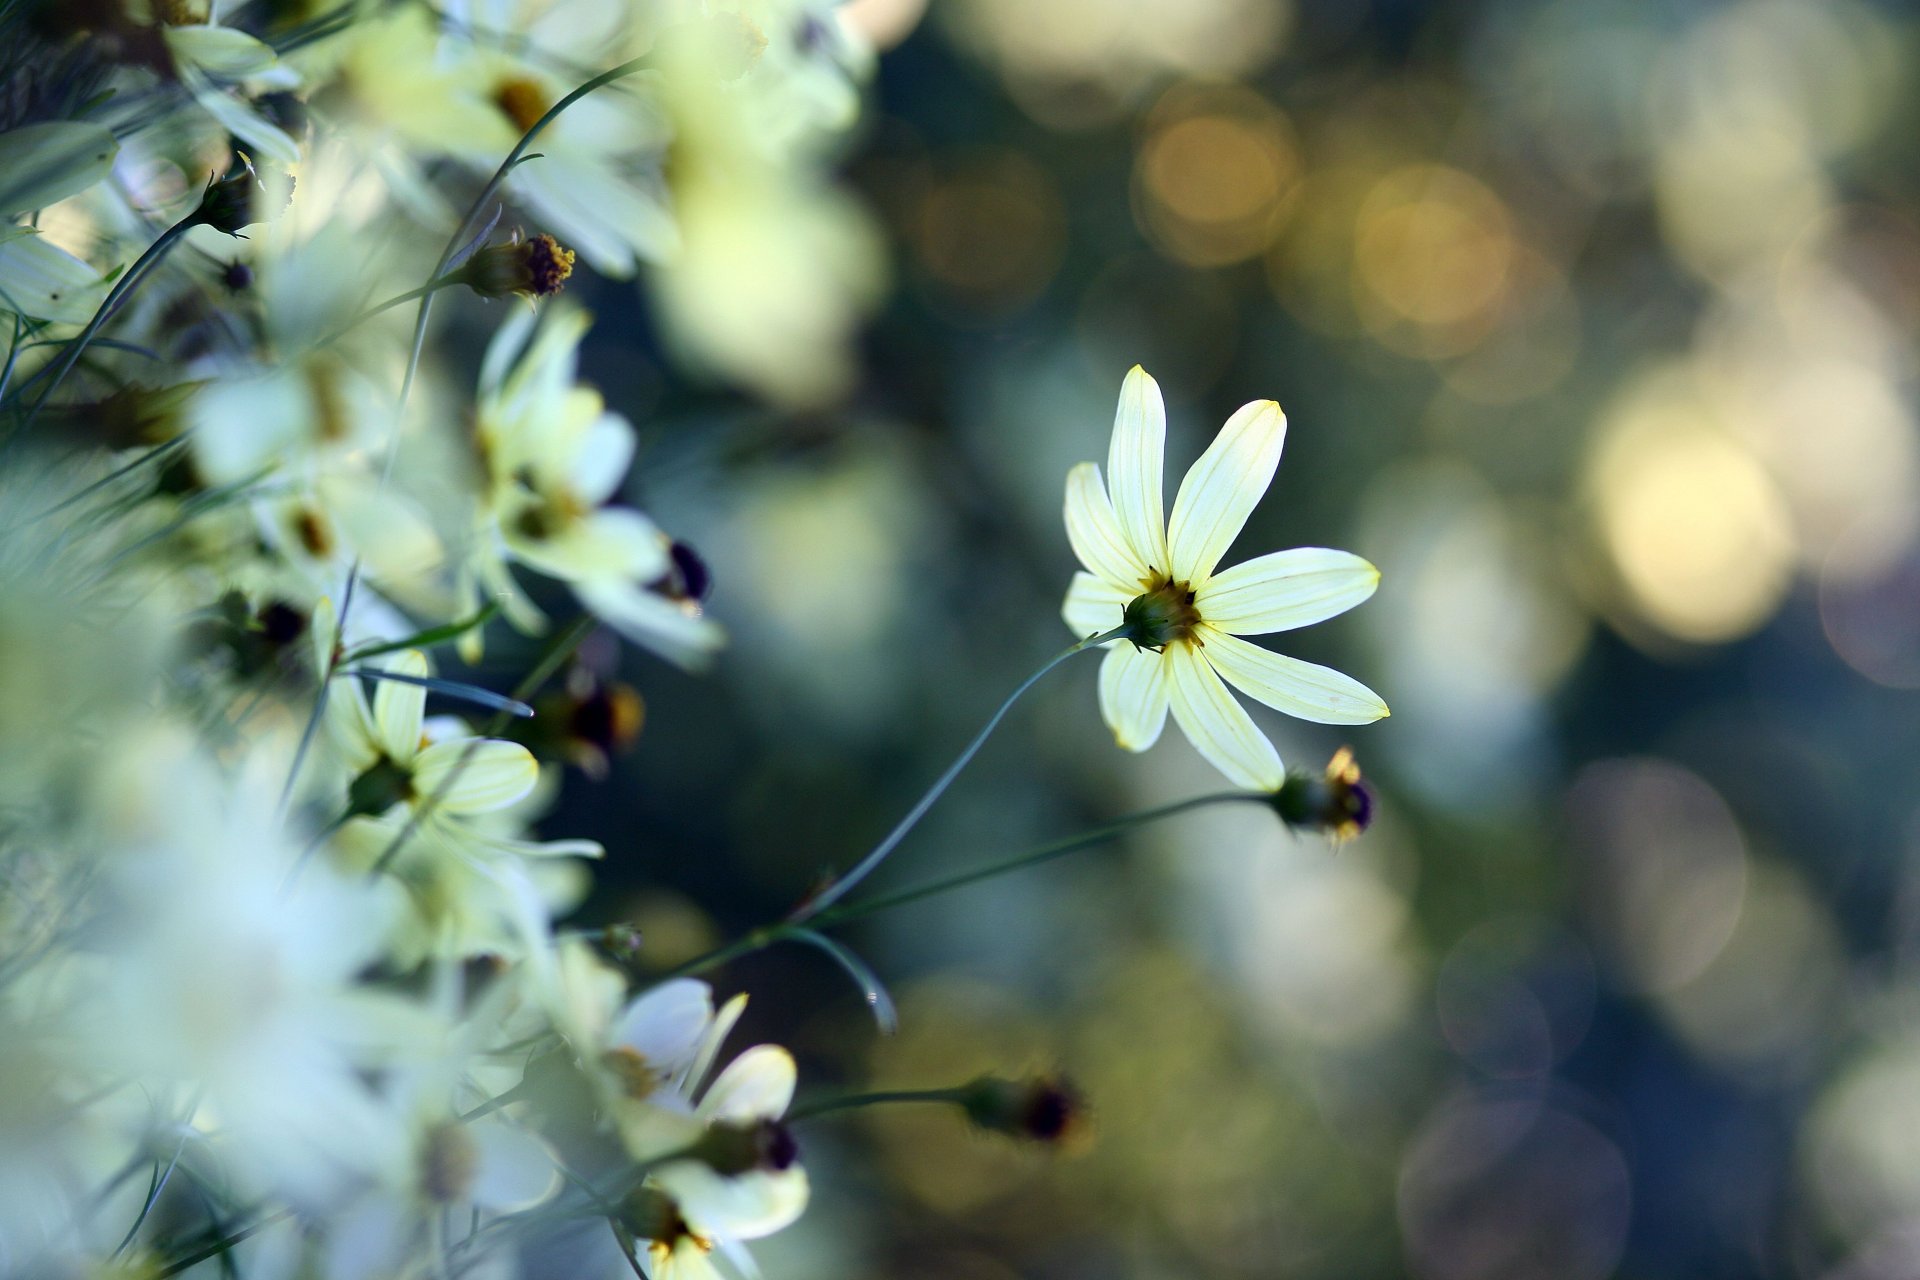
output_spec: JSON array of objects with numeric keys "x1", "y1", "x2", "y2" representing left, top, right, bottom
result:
[
  {"x1": 77, "y1": 728, "x2": 420, "y2": 1209},
  {"x1": 1061, "y1": 365, "x2": 1387, "y2": 790},
  {"x1": 468, "y1": 307, "x2": 722, "y2": 667}
]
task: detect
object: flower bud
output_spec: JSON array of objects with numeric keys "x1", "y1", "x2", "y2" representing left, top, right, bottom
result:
[
  {"x1": 420, "y1": 1122, "x2": 478, "y2": 1204},
  {"x1": 515, "y1": 666, "x2": 644, "y2": 777},
  {"x1": 686, "y1": 1119, "x2": 800, "y2": 1177},
  {"x1": 959, "y1": 1073, "x2": 1086, "y2": 1145},
  {"x1": 1271, "y1": 747, "x2": 1374, "y2": 840},
  {"x1": 451, "y1": 231, "x2": 576, "y2": 300},
  {"x1": 191, "y1": 154, "x2": 291, "y2": 235}
]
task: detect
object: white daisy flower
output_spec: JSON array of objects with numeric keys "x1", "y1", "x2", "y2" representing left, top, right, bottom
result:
[
  {"x1": 1062, "y1": 366, "x2": 1389, "y2": 791},
  {"x1": 468, "y1": 307, "x2": 723, "y2": 668}
]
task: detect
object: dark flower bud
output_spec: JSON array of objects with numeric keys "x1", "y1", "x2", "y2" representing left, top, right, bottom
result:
[
  {"x1": 687, "y1": 1119, "x2": 801, "y2": 1177},
  {"x1": 220, "y1": 259, "x2": 253, "y2": 292},
  {"x1": 420, "y1": 1122, "x2": 478, "y2": 1204},
  {"x1": 959, "y1": 1074, "x2": 1086, "y2": 1145},
  {"x1": 191, "y1": 154, "x2": 292, "y2": 235},
  {"x1": 601, "y1": 922, "x2": 645, "y2": 961},
  {"x1": 515, "y1": 666, "x2": 644, "y2": 777},
  {"x1": 1271, "y1": 747, "x2": 1374, "y2": 841},
  {"x1": 450, "y1": 231, "x2": 576, "y2": 299}
]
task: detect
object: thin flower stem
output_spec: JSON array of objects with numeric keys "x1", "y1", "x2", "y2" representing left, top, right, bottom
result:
[
  {"x1": 788, "y1": 1086, "x2": 969, "y2": 1122},
  {"x1": 650, "y1": 789, "x2": 1266, "y2": 983},
  {"x1": 366, "y1": 614, "x2": 596, "y2": 879},
  {"x1": 793, "y1": 624, "x2": 1134, "y2": 922},
  {"x1": 5, "y1": 217, "x2": 196, "y2": 445},
  {"x1": 154, "y1": 1208, "x2": 295, "y2": 1278},
  {"x1": 809, "y1": 791, "x2": 1266, "y2": 929},
  {"x1": 317, "y1": 277, "x2": 456, "y2": 348}
]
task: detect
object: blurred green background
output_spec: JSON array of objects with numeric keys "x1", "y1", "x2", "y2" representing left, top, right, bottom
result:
[{"x1": 528, "y1": 0, "x2": 1920, "y2": 1275}]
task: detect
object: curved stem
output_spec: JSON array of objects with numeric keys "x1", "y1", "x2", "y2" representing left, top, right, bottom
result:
[
  {"x1": 651, "y1": 789, "x2": 1266, "y2": 983},
  {"x1": 317, "y1": 277, "x2": 453, "y2": 348},
  {"x1": 789, "y1": 1086, "x2": 969, "y2": 1122},
  {"x1": 793, "y1": 625, "x2": 1132, "y2": 922},
  {"x1": 811, "y1": 791, "x2": 1265, "y2": 929},
  {"x1": 5, "y1": 217, "x2": 196, "y2": 444}
]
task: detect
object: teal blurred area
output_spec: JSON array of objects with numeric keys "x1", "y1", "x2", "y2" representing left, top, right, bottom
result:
[{"x1": 553, "y1": 1, "x2": 1920, "y2": 1275}]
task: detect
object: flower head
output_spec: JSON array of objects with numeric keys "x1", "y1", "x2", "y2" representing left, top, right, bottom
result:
[{"x1": 1062, "y1": 367, "x2": 1388, "y2": 791}]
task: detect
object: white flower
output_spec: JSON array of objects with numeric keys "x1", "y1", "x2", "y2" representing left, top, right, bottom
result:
[
  {"x1": 1062, "y1": 366, "x2": 1389, "y2": 791},
  {"x1": 468, "y1": 307, "x2": 723, "y2": 668},
  {"x1": 325, "y1": 649, "x2": 540, "y2": 821}
]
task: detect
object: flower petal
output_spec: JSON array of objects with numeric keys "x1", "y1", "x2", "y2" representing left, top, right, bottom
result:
[
  {"x1": 1064, "y1": 462, "x2": 1148, "y2": 590},
  {"x1": 413, "y1": 739, "x2": 538, "y2": 813},
  {"x1": 370, "y1": 650, "x2": 429, "y2": 761},
  {"x1": 1201, "y1": 630, "x2": 1389, "y2": 725},
  {"x1": 469, "y1": 1120, "x2": 562, "y2": 1213},
  {"x1": 1107, "y1": 366, "x2": 1169, "y2": 573},
  {"x1": 576, "y1": 581, "x2": 726, "y2": 672},
  {"x1": 612, "y1": 979, "x2": 715, "y2": 1074},
  {"x1": 570, "y1": 411, "x2": 637, "y2": 507},
  {"x1": 1098, "y1": 643, "x2": 1170, "y2": 752},
  {"x1": 698, "y1": 1045, "x2": 796, "y2": 1124},
  {"x1": 1166, "y1": 644, "x2": 1284, "y2": 790},
  {"x1": 652, "y1": 1163, "x2": 809, "y2": 1242},
  {"x1": 1166, "y1": 400, "x2": 1287, "y2": 585},
  {"x1": 1062, "y1": 571, "x2": 1130, "y2": 641},
  {"x1": 1196, "y1": 548, "x2": 1380, "y2": 635}
]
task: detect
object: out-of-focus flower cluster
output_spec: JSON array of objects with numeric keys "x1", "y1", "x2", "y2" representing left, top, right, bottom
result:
[{"x1": 0, "y1": 0, "x2": 887, "y2": 1274}]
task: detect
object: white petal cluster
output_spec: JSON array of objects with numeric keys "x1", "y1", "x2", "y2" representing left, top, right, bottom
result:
[{"x1": 1063, "y1": 367, "x2": 1389, "y2": 790}]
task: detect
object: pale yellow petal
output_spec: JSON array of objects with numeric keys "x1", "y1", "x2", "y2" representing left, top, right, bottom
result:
[
  {"x1": 1166, "y1": 644, "x2": 1284, "y2": 790},
  {"x1": 370, "y1": 650, "x2": 429, "y2": 761},
  {"x1": 1201, "y1": 630, "x2": 1389, "y2": 725},
  {"x1": 1196, "y1": 548, "x2": 1379, "y2": 635},
  {"x1": 1166, "y1": 400, "x2": 1287, "y2": 585},
  {"x1": 413, "y1": 739, "x2": 539, "y2": 813},
  {"x1": 698, "y1": 1045, "x2": 796, "y2": 1123},
  {"x1": 1063, "y1": 462, "x2": 1147, "y2": 590},
  {"x1": 1098, "y1": 643, "x2": 1170, "y2": 752},
  {"x1": 1062, "y1": 571, "x2": 1131, "y2": 641},
  {"x1": 1107, "y1": 366, "x2": 1169, "y2": 572}
]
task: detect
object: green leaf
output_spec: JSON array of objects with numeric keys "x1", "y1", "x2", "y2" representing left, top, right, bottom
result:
[
  {"x1": 0, "y1": 228, "x2": 110, "y2": 323},
  {"x1": 0, "y1": 122, "x2": 119, "y2": 215},
  {"x1": 341, "y1": 603, "x2": 500, "y2": 663}
]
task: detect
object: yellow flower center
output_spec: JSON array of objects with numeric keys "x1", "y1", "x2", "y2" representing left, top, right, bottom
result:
[{"x1": 493, "y1": 77, "x2": 550, "y2": 135}]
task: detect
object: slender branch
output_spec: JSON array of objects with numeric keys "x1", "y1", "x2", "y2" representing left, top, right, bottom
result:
[
  {"x1": 788, "y1": 1086, "x2": 969, "y2": 1122},
  {"x1": 649, "y1": 790, "x2": 1266, "y2": 983},
  {"x1": 793, "y1": 625, "x2": 1133, "y2": 922},
  {"x1": 154, "y1": 1208, "x2": 295, "y2": 1278}
]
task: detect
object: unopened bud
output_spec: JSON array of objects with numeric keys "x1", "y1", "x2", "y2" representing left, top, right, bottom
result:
[
  {"x1": 420, "y1": 1123, "x2": 478, "y2": 1204},
  {"x1": 451, "y1": 231, "x2": 575, "y2": 299},
  {"x1": 688, "y1": 1119, "x2": 801, "y2": 1177},
  {"x1": 1271, "y1": 747, "x2": 1373, "y2": 840},
  {"x1": 959, "y1": 1074, "x2": 1086, "y2": 1145},
  {"x1": 191, "y1": 154, "x2": 291, "y2": 235}
]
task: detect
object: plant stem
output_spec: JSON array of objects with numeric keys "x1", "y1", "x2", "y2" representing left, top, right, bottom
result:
[
  {"x1": 793, "y1": 624, "x2": 1133, "y2": 922},
  {"x1": 788, "y1": 1086, "x2": 970, "y2": 1122},
  {"x1": 650, "y1": 790, "x2": 1266, "y2": 983},
  {"x1": 155, "y1": 1208, "x2": 294, "y2": 1278}
]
